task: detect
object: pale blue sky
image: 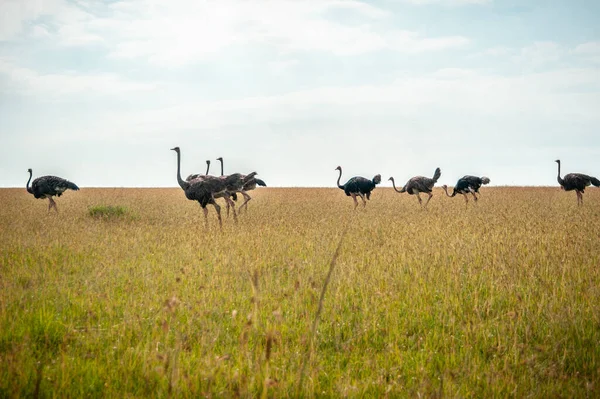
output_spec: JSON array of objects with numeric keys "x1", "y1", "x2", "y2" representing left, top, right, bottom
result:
[{"x1": 1, "y1": 0, "x2": 599, "y2": 187}]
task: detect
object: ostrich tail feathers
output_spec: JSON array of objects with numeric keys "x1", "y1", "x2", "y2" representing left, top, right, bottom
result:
[
  {"x1": 68, "y1": 181, "x2": 80, "y2": 191},
  {"x1": 432, "y1": 168, "x2": 441, "y2": 183},
  {"x1": 255, "y1": 179, "x2": 267, "y2": 187},
  {"x1": 591, "y1": 177, "x2": 600, "y2": 187},
  {"x1": 243, "y1": 172, "x2": 258, "y2": 183}
]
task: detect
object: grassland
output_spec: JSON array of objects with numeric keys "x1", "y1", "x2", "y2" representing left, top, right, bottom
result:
[{"x1": 1, "y1": 186, "x2": 599, "y2": 398}]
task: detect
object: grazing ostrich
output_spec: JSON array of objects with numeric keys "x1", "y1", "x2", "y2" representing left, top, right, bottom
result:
[
  {"x1": 186, "y1": 160, "x2": 211, "y2": 181},
  {"x1": 217, "y1": 157, "x2": 265, "y2": 213},
  {"x1": 335, "y1": 166, "x2": 381, "y2": 209},
  {"x1": 555, "y1": 159, "x2": 600, "y2": 205},
  {"x1": 442, "y1": 175, "x2": 490, "y2": 206},
  {"x1": 26, "y1": 169, "x2": 79, "y2": 213},
  {"x1": 171, "y1": 147, "x2": 237, "y2": 226},
  {"x1": 389, "y1": 167, "x2": 441, "y2": 208}
]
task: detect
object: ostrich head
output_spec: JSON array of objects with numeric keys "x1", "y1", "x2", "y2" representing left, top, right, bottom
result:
[
  {"x1": 554, "y1": 159, "x2": 560, "y2": 164},
  {"x1": 481, "y1": 177, "x2": 490, "y2": 185},
  {"x1": 373, "y1": 174, "x2": 382, "y2": 184},
  {"x1": 27, "y1": 168, "x2": 32, "y2": 173},
  {"x1": 217, "y1": 157, "x2": 223, "y2": 162},
  {"x1": 335, "y1": 166, "x2": 341, "y2": 171},
  {"x1": 170, "y1": 147, "x2": 180, "y2": 153},
  {"x1": 387, "y1": 177, "x2": 394, "y2": 182},
  {"x1": 206, "y1": 160, "x2": 210, "y2": 165},
  {"x1": 442, "y1": 184, "x2": 448, "y2": 190}
]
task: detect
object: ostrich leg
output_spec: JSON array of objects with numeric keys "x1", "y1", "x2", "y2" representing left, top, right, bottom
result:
[
  {"x1": 424, "y1": 192, "x2": 433, "y2": 208},
  {"x1": 239, "y1": 191, "x2": 252, "y2": 213},
  {"x1": 358, "y1": 193, "x2": 367, "y2": 207},
  {"x1": 48, "y1": 197, "x2": 58, "y2": 213},
  {"x1": 350, "y1": 193, "x2": 358, "y2": 209},
  {"x1": 212, "y1": 201, "x2": 223, "y2": 227}
]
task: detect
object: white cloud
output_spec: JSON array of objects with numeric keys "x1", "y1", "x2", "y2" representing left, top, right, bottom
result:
[
  {"x1": 519, "y1": 41, "x2": 563, "y2": 68},
  {"x1": 0, "y1": 0, "x2": 65, "y2": 40},
  {"x1": 94, "y1": 67, "x2": 598, "y2": 138},
  {"x1": 573, "y1": 42, "x2": 600, "y2": 55},
  {"x1": 2, "y1": 0, "x2": 469, "y2": 66},
  {"x1": 0, "y1": 58, "x2": 157, "y2": 96},
  {"x1": 402, "y1": 0, "x2": 491, "y2": 5}
]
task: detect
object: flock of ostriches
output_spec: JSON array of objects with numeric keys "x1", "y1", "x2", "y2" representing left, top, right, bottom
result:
[{"x1": 26, "y1": 148, "x2": 600, "y2": 226}]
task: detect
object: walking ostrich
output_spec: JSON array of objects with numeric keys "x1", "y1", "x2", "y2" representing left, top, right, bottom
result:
[
  {"x1": 186, "y1": 160, "x2": 211, "y2": 181},
  {"x1": 171, "y1": 147, "x2": 237, "y2": 226},
  {"x1": 555, "y1": 159, "x2": 600, "y2": 205},
  {"x1": 217, "y1": 156, "x2": 267, "y2": 193},
  {"x1": 217, "y1": 157, "x2": 266, "y2": 213},
  {"x1": 216, "y1": 157, "x2": 237, "y2": 201},
  {"x1": 335, "y1": 166, "x2": 381, "y2": 209},
  {"x1": 389, "y1": 167, "x2": 441, "y2": 208},
  {"x1": 442, "y1": 175, "x2": 490, "y2": 206},
  {"x1": 26, "y1": 169, "x2": 79, "y2": 212}
]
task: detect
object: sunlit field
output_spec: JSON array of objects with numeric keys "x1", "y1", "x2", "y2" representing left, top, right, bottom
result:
[{"x1": 1, "y1": 186, "x2": 599, "y2": 397}]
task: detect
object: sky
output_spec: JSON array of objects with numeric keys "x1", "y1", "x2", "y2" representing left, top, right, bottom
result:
[{"x1": 1, "y1": 0, "x2": 599, "y2": 188}]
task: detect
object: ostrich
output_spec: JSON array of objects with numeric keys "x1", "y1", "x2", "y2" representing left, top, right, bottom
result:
[
  {"x1": 186, "y1": 160, "x2": 211, "y2": 181},
  {"x1": 217, "y1": 157, "x2": 267, "y2": 191},
  {"x1": 26, "y1": 169, "x2": 79, "y2": 212},
  {"x1": 220, "y1": 171, "x2": 259, "y2": 215},
  {"x1": 217, "y1": 157, "x2": 267, "y2": 212},
  {"x1": 216, "y1": 157, "x2": 238, "y2": 201},
  {"x1": 335, "y1": 166, "x2": 381, "y2": 209},
  {"x1": 389, "y1": 167, "x2": 441, "y2": 208},
  {"x1": 555, "y1": 159, "x2": 600, "y2": 205},
  {"x1": 442, "y1": 175, "x2": 490, "y2": 206},
  {"x1": 171, "y1": 147, "x2": 238, "y2": 226}
]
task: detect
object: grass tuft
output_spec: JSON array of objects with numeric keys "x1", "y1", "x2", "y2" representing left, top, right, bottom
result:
[{"x1": 88, "y1": 205, "x2": 129, "y2": 219}]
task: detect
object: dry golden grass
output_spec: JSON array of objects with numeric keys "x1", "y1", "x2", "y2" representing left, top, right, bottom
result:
[{"x1": 1, "y1": 186, "x2": 599, "y2": 397}]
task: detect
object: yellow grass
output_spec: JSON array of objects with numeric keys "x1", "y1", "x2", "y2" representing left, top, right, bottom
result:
[{"x1": 1, "y1": 186, "x2": 599, "y2": 397}]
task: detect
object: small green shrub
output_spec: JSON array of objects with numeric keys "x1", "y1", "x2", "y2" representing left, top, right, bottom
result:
[{"x1": 88, "y1": 205, "x2": 128, "y2": 219}]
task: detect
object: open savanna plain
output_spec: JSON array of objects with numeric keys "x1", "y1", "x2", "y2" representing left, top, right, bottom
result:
[{"x1": 1, "y1": 186, "x2": 599, "y2": 398}]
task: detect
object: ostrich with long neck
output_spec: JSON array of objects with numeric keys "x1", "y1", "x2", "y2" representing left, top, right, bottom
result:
[
  {"x1": 555, "y1": 159, "x2": 600, "y2": 205},
  {"x1": 186, "y1": 160, "x2": 211, "y2": 181},
  {"x1": 218, "y1": 157, "x2": 266, "y2": 200},
  {"x1": 388, "y1": 167, "x2": 441, "y2": 208},
  {"x1": 172, "y1": 147, "x2": 237, "y2": 227},
  {"x1": 442, "y1": 175, "x2": 490, "y2": 206},
  {"x1": 26, "y1": 169, "x2": 79, "y2": 213},
  {"x1": 335, "y1": 166, "x2": 381, "y2": 209},
  {"x1": 216, "y1": 157, "x2": 238, "y2": 202},
  {"x1": 217, "y1": 157, "x2": 265, "y2": 213}
]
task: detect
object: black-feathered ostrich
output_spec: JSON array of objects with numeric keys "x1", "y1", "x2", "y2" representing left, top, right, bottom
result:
[
  {"x1": 555, "y1": 159, "x2": 600, "y2": 205},
  {"x1": 442, "y1": 175, "x2": 490, "y2": 206},
  {"x1": 335, "y1": 166, "x2": 381, "y2": 209},
  {"x1": 26, "y1": 169, "x2": 79, "y2": 212},
  {"x1": 217, "y1": 157, "x2": 266, "y2": 213},
  {"x1": 172, "y1": 147, "x2": 237, "y2": 226},
  {"x1": 186, "y1": 160, "x2": 211, "y2": 181},
  {"x1": 389, "y1": 167, "x2": 441, "y2": 208}
]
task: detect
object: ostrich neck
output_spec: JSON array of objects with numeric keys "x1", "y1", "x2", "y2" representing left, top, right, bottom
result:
[
  {"x1": 26, "y1": 170, "x2": 33, "y2": 194},
  {"x1": 205, "y1": 163, "x2": 210, "y2": 175},
  {"x1": 175, "y1": 151, "x2": 188, "y2": 189},
  {"x1": 219, "y1": 160, "x2": 224, "y2": 176},
  {"x1": 442, "y1": 186, "x2": 453, "y2": 197},
  {"x1": 336, "y1": 169, "x2": 343, "y2": 189},
  {"x1": 390, "y1": 178, "x2": 402, "y2": 193},
  {"x1": 556, "y1": 162, "x2": 564, "y2": 185}
]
